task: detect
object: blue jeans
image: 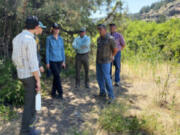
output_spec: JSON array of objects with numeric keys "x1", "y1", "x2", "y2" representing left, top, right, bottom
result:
[
  {"x1": 96, "y1": 63, "x2": 115, "y2": 99},
  {"x1": 110, "y1": 51, "x2": 121, "y2": 83}
]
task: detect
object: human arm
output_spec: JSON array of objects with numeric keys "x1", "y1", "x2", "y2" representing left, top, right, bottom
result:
[
  {"x1": 61, "y1": 38, "x2": 66, "y2": 68},
  {"x1": 72, "y1": 38, "x2": 79, "y2": 50},
  {"x1": 26, "y1": 39, "x2": 41, "y2": 91},
  {"x1": 46, "y1": 37, "x2": 50, "y2": 69},
  {"x1": 80, "y1": 36, "x2": 91, "y2": 49},
  {"x1": 119, "y1": 34, "x2": 125, "y2": 50}
]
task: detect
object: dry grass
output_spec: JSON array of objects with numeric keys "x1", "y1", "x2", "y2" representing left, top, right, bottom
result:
[{"x1": 118, "y1": 61, "x2": 180, "y2": 135}]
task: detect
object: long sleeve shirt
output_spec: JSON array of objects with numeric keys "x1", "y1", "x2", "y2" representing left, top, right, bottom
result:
[
  {"x1": 46, "y1": 35, "x2": 66, "y2": 64},
  {"x1": 110, "y1": 32, "x2": 125, "y2": 51},
  {"x1": 72, "y1": 35, "x2": 91, "y2": 54},
  {"x1": 12, "y1": 30, "x2": 40, "y2": 79}
]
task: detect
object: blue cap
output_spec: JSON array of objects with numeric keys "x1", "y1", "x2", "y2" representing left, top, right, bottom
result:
[
  {"x1": 39, "y1": 21, "x2": 46, "y2": 29},
  {"x1": 80, "y1": 27, "x2": 86, "y2": 32}
]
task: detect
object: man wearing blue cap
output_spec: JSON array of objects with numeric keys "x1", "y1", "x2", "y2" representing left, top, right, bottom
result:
[
  {"x1": 35, "y1": 21, "x2": 47, "y2": 73},
  {"x1": 12, "y1": 16, "x2": 43, "y2": 135},
  {"x1": 72, "y1": 27, "x2": 91, "y2": 88}
]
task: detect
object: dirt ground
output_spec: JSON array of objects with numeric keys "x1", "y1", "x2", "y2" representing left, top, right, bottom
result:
[{"x1": 0, "y1": 64, "x2": 180, "y2": 135}]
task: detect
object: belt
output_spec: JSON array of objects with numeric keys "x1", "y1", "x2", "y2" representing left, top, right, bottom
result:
[{"x1": 77, "y1": 52, "x2": 89, "y2": 55}]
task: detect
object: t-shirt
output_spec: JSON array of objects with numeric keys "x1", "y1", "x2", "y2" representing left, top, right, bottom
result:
[{"x1": 96, "y1": 34, "x2": 117, "y2": 64}]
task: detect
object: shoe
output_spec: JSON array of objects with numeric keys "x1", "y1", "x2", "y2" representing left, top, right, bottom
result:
[
  {"x1": 51, "y1": 94, "x2": 57, "y2": 99},
  {"x1": 29, "y1": 127, "x2": 41, "y2": 135},
  {"x1": 85, "y1": 84, "x2": 90, "y2": 88},
  {"x1": 56, "y1": 95, "x2": 63, "y2": 100},
  {"x1": 114, "y1": 82, "x2": 120, "y2": 87},
  {"x1": 107, "y1": 98, "x2": 115, "y2": 104},
  {"x1": 99, "y1": 93, "x2": 106, "y2": 97},
  {"x1": 75, "y1": 84, "x2": 80, "y2": 89}
]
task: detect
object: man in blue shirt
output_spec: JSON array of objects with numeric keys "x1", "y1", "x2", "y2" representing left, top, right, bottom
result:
[{"x1": 72, "y1": 27, "x2": 91, "y2": 88}]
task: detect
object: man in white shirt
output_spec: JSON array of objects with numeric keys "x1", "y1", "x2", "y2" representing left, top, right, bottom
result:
[{"x1": 12, "y1": 16, "x2": 42, "y2": 135}]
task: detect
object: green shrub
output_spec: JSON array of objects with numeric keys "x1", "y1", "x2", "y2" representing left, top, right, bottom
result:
[
  {"x1": 122, "y1": 19, "x2": 180, "y2": 62},
  {"x1": 0, "y1": 105, "x2": 17, "y2": 122},
  {"x1": 99, "y1": 103, "x2": 166, "y2": 135},
  {"x1": 0, "y1": 60, "x2": 24, "y2": 106}
]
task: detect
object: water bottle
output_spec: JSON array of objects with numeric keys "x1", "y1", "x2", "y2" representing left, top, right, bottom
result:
[{"x1": 35, "y1": 92, "x2": 41, "y2": 111}]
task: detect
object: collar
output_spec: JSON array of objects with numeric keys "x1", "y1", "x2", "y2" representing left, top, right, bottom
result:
[
  {"x1": 101, "y1": 34, "x2": 108, "y2": 39},
  {"x1": 79, "y1": 35, "x2": 87, "y2": 39},
  {"x1": 22, "y1": 30, "x2": 35, "y2": 38},
  {"x1": 51, "y1": 35, "x2": 60, "y2": 40},
  {"x1": 111, "y1": 32, "x2": 117, "y2": 35}
]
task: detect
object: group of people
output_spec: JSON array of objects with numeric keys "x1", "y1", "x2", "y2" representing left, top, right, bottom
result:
[{"x1": 12, "y1": 16, "x2": 125, "y2": 135}]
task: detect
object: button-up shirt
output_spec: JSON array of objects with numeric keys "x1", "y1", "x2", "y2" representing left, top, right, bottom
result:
[
  {"x1": 96, "y1": 34, "x2": 117, "y2": 64},
  {"x1": 46, "y1": 35, "x2": 65, "y2": 64},
  {"x1": 12, "y1": 30, "x2": 40, "y2": 79},
  {"x1": 72, "y1": 35, "x2": 91, "y2": 54},
  {"x1": 110, "y1": 32, "x2": 125, "y2": 51}
]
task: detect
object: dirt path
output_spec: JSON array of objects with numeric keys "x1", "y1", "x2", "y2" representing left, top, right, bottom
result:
[
  {"x1": 0, "y1": 65, "x2": 179, "y2": 135},
  {"x1": 0, "y1": 68, "x2": 131, "y2": 135}
]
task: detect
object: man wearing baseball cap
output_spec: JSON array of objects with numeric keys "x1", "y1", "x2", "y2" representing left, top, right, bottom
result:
[
  {"x1": 72, "y1": 27, "x2": 91, "y2": 88},
  {"x1": 109, "y1": 23, "x2": 125, "y2": 87},
  {"x1": 35, "y1": 21, "x2": 46, "y2": 73},
  {"x1": 96, "y1": 24, "x2": 118, "y2": 104},
  {"x1": 12, "y1": 16, "x2": 42, "y2": 135}
]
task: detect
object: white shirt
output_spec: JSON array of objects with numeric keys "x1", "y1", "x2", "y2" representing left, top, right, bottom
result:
[{"x1": 12, "y1": 30, "x2": 40, "y2": 79}]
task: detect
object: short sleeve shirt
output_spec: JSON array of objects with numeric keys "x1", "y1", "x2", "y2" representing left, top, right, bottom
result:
[{"x1": 96, "y1": 34, "x2": 117, "y2": 64}]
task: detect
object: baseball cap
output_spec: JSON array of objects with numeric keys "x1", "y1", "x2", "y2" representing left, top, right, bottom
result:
[
  {"x1": 109, "y1": 23, "x2": 116, "y2": 27},
  {"x1": 97, "y1": 24, "x2": 106, "y2": 29},
  {"x1": 25, "y1": 16, "x2": 39, "y2": 29},
  {"x1": 52, "y1": 23, "x2": 60, "y2": 29},
  {"x1": 79, "y1": 27, "x2": 86, "y2": 32},
  {"x1": 39, "y1": 21, "x2": 46, "y2": 29}
]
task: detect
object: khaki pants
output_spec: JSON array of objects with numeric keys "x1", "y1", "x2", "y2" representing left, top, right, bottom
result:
[{"x1": 75, "y1": 53, "x2": 89, "y2": 86}]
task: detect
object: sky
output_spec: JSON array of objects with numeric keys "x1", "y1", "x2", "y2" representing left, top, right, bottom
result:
[
  {"x1": 91, "y1": 0, "x2": 160, "y2": 19},
  {"x1": 124, "y1": 0, "x2": 161, "y2": 13}
]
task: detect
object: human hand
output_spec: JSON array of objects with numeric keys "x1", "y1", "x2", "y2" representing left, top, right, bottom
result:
[
  {"x1": 36, "y1": 80, "x2": 41, "y2": 92},
  {"x1": 62, "y1": 62, "x2": 66, "y2": 69},
  {"x1": 40, "y1": 66, "x2": 45, "y2": 73},
  {"x1": 46, "y1": 64, "x2": 50, "y2": 69}
]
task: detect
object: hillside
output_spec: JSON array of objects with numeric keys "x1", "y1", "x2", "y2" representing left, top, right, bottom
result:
[{"x1": 132, "y1": 0, "x2": 180, "y2": 22}]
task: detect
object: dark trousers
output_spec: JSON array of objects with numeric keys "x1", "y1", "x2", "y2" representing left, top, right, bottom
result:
[
  {"x1": 50, "y1": 61, "x2": 63, "y2": 96},
  {"x1": 20, "y1": 77, "x2": 36, "y2": 135},
  {"x1": 75, "y1": 53, "x2": 89, "y2": 86},
  {"x1": 110, "y1": 51, "x2": 121, "y2": 83}
]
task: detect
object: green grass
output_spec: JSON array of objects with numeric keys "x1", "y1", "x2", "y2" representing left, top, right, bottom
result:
[
  {"x1": 0, "y1": 105, "x2": 17, "y2": 122},
  {"x1": 98, "y1": 102, "x2": 167, "y2": 135}
]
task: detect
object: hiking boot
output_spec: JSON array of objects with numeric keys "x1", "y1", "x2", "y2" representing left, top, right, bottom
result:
[
  {"x1": 75, "y1": 84, "x2": 80, "y2": 89},
  {"x1": 29, "y1": 127, "x2": 41, "y2": 135},
  {"x1": 99, "y1": 93, "x2": 106, "y2": 97},
  {"x1": 85, "y1": 83, "x2": 90, "y2": 89},
  {"x1": 114, "y1": 82, "x2": 120, "y2": 87},
  {"x1": 107, "y1": 98, "x2": 115, "y2": 104},
  {"x1": 56, "y1": 95, "x2": 63, "y2": 100},
  {"x1": 51, "y1": 94, "x2": 57, "y2": 99}
]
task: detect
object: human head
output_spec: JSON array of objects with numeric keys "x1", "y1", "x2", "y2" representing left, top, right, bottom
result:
[
  {"x1": 79, "y1": 27, "x2": 86, "y2": 37},
  {"x1": 52, "y1": 23, "x2": 60, "y2": 35},
  {"x1": 109, "y1": 23, "x2": 116, "y2": 33},
  {"x1": 36, "y1": 21, "x2": 46, "y2": 35},
  {"x1": 97, "y1": 24, "x2": 107, "y2": 37}
]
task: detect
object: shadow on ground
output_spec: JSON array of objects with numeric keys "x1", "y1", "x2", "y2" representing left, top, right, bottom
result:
[{"x1": 0, "y1": 68, "x2": 148, "y2": 135}]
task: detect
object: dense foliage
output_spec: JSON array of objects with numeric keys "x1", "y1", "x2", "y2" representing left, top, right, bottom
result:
[
  {"x1": 0, "y1": 60, "x2": 24, "y2": 106},
  {"x1": 121, "y1": 19, "x2": 180, "y2": 62},
  {"x1": 0, "y1": 0, "x2": 122, "y2": 58}
]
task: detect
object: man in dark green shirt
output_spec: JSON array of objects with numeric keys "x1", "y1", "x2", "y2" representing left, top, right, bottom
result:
[{"x1": 96, "y1": 24, "x2": 118, "y2": 103}]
